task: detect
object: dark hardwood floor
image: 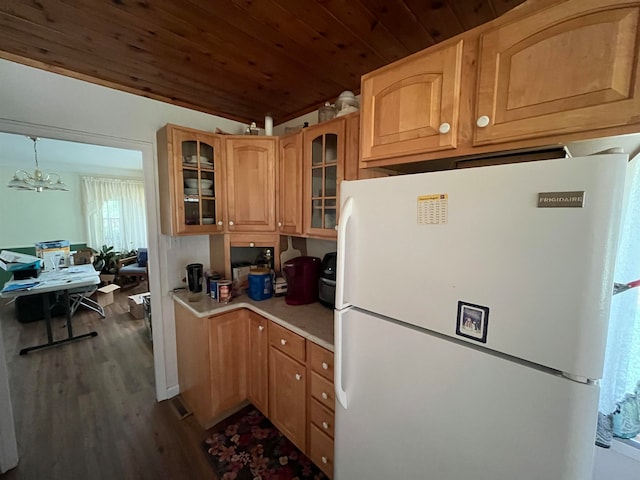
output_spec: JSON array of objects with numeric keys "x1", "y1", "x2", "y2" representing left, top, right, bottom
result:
[{"x1": 0, "y1": 283, "x2": 215, "y2": 479}]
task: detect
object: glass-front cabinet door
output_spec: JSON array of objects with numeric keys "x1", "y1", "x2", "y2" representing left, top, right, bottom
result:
[
  {"x1": 304, "y1": 118, "x2": 345, "y2": 238},
  {"x1": 158, "y1": 125, "x2": 224, "y2": 235}
]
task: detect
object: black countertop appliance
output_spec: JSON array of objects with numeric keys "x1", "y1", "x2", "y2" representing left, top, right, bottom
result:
[{"x1": 318, "y1": 252, "x2": 337, "y2": 308}]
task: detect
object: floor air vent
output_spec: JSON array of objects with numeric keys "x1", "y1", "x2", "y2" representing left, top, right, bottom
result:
[{"x1": 171, "y1": 396, "x2": 192, "y2": 420}]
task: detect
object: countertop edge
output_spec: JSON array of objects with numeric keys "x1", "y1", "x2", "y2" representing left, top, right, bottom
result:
[{"x1": 172, "y1": 294, "x2": 334, "y2": 352}]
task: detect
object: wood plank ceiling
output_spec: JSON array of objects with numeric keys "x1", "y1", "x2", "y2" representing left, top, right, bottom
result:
[{"x1": 0, "y1": 0, "x2": 526, "y2": 126}]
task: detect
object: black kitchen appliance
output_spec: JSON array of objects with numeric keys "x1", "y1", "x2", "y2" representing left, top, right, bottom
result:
[{"x1": 318, "y1": 252, "x2": 337, "y2": 308}]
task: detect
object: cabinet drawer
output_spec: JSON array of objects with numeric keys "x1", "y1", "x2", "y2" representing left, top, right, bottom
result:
[
  {"x1": 309, "y1": 423, "x2": 334, "y2": 478},
  {"x1": 269, "y1": 322, "x2": 306, "y2": 362},
  {"x1": 309, "y1": 342, "x2": 334, "y2": 381},
  {"x1": 310, "y1": 371, "x2": 335, "y2": 411},
  {"x1": 310, "y1": 398, "x2": 334, "y2": 438}
]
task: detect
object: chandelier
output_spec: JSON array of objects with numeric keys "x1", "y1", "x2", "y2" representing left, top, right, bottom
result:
[{"x1": 7, "y1": 137, "x2": 69, "y2": 192}]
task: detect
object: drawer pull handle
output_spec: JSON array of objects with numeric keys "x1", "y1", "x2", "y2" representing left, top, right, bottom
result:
[
  {"x1": 322, "y1": 421, "x2": 329, "y2": 430},
  {"x1": 322, "y1": 392, "x2": 328, "y2": 400},
  {"x1": 322, "y1": 362, "x2": 329, "y2": 370},
  {"x1": 229, "y1": 220, "x2": 235, "y2": 226},
  {"x1": 278, "y1": 221, "x2": 282, "y2": 227},
  {"x1": 258, "y1": 325, "x2": 264, "y2": 331},
  {"x1": 438, "y1": 122, "x2": 451, "y2": 134},
  {"x1": 295, "y1": 373, "x2": 302, "y2": 381},
  {"x1": 321, "y1": 456, "x2": 328, "y2": 464},
  {"x1": 217, "y1": 220, "x2": 223, "y2": 226},
  {"x1": 280, "y1": 339, "x2": 287, "y2": 346}
]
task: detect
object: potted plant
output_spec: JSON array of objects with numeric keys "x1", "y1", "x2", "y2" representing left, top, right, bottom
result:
[{"x1": 93, "y1": 245, "x2": 119, "y2": 284}]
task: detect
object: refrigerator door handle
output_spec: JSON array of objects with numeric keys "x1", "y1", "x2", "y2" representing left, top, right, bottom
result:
[
  {"x1": 334, "y1": 308, "x2": 348, "y2": 409},
  {"x1": 336, "y1": 196, "x2": 354, "y2": 310}
]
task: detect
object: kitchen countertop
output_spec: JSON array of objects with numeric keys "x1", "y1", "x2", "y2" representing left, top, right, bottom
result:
[{"x1": 172, "y1": 291, "x2": 335, "y2": 351}]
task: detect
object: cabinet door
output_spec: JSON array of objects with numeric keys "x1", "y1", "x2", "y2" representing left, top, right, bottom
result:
[
  {"x1": 360, "y1": 40, "x2": 463, "y2": 162},
  {"x1": 269, "y1": 347, "x2": 307, "y2": 452},
  {"x1": 247, "y1": 311, "x2": 269, "y2": 414},
  {"x1": 278, "y1": 132, "x2": 303, "y2": 235},
  {"x1": 209, "y1": 309, "x2": 249, "y2": 417},
  {"x1": 225, "y1": 137, "x2": 276, "y2": 232},
  {"x1": 174, "y1": 302, "x2": 212, "y2": 425},
  {"x1": 303, "y1": 119, "x2": 345, "y2": 238},
  {"x1": 158, "y1": 125, "x2": 224, "y2": 235},
  {"x1": 474, "y1": 0, "x2": 640, "y2": 145}
]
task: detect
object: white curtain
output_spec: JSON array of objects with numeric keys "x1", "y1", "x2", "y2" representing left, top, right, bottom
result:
[
  {"x1": 81, "y1": 176, "x2": 147, "y2": 253},
  {"x1": 599, "y1": 156, "x2": 640, "y2": 414}
]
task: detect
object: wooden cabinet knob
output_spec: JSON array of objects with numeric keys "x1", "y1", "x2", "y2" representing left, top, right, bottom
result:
[
  {"x1": 217, "y1": 220, "x2": 223, "y2": 226},
  {"x1": 258, "y1": 325, "x2": 264, "y2": 331},
  {"x1": 321, "y1": 456, "x2": 328, "y2": 464},
  {"x1": 322, "y1": 421, "x2": 329, "y2": 430},
  {"x1": 229, "y1": 220, "x2": 235, "y2": 226},
  {"x1": 438, "y1": 122, "x2": 451, "y2": 134},
  {"x1": 295, "y1": 373, "x2": 302, "y2": 381},
  {"x1": 476, "y1": 115, "x2": 490, "y2": 128},
  {"x1": 321, "y1": 392, "x2": 328, "y2": 400},
  {"x1": 278, "y1": 221, "x2": 282, "y2": 227},
  {"x1": 280, "y1": 339, "x2": 287, "y2": 345},
  {"x1": 322, "y1": 362, "x2": 328, "y2": 370},
  {"x1": 249, "y1": 242, "x2": 255, "y2": 247}
]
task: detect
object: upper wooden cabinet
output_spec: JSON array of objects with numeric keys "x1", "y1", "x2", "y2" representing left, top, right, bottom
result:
[
  {"x1": 278, "y1": 132, "x2": 303, "y2": 235},
  {"x1": 158, "y1": 126, "x2": 277, "y2": 236},
  {"x1": 303, "y1": 114, "x2": 359, "y2": 238},
  {"x1": 474, "y1": 0, "x2": 640, "y2": 145},
  {"x1": 359, "y1": 0, "x2": 640, "y2": 168},
  {"x1": 224, "y1": 137, "x2": 277, "y2": 232},
  {"x1": 360, "y1": 40, "x2": 464, "y2": 162},
  {"x1": 157, "y1": 125, "x2": 224, "y2": 235}
]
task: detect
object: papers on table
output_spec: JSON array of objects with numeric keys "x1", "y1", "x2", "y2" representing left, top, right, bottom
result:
[
  {"x1": 1, "y1": 281, "x2": 41, "y2": 293},
  {"x1": 0, "y1": 250, "x2": 42, "y2": 272}
]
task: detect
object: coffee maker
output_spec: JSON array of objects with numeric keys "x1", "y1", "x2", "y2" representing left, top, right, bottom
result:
[
  {"x1": 282, "y1": 256, "x2": 321, "y2": 305},
  {"x1": 186, "y1": 263, "x2": 203, "y2": 300}
]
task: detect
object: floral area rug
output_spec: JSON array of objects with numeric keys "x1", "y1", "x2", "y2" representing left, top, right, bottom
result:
[{"x1": 202, "y1": 405, "x2": 328, "y2": 480}]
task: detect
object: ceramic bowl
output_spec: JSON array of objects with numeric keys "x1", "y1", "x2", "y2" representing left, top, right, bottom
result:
[
  {"x1": 184, "y1": 178, "x2": 199, "y2": 188},
  {"x1": 202, "y1": 217, "x2": 214, "y2": 224},
  {"x1": 199, "y1": 179, "x2": 214, "y2": 189}
]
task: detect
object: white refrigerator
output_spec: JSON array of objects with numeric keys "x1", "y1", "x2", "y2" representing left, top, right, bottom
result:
[{"x1": 333, "y1": 154, "x2": 628, "y2": 480}]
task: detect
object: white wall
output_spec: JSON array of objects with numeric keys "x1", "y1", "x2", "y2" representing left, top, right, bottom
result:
[
  {"x1": 0, "y1": 167, "x2": 85, "y2": 247},
  {"x1": 0, "y1": 58, "x2": 245, "y2": 401}
]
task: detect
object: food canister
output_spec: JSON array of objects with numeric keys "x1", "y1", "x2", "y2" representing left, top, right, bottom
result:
[
  {"x1": 217, "y1": 280, "x2": 232, "y2": 304},
  {"x1": 209, "y1": 273, "x2": 222, "y2": 300},
  {"x1": 248, "y1": 269, "x2": 273, "y2": 301},
  {"x1": 209, "y1": 278, "x2": 219, "y2": 300}
]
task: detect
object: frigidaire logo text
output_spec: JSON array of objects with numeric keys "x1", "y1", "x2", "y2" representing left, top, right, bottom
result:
[{"x1": 537, "y1": 191, "x2": 585, "y2": 208}]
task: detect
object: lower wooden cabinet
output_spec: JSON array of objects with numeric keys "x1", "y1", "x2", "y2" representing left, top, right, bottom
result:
[
  {"x1": 175, "y1": 301, "x2": 214, "y2": 425},
  {"x1": 308, "y1": 342, "x2": 335, "y2": 478},
  {"x1": 247, "y1": 311, "x2": 269, "y2": 414},
  {"x1": 309, "y1": 423, "x2": 335, "y2": 477},
  {"x1": 210, "y1": 309, "x2": 248, "y2": 415},
  {"x1": 175, "y1": 303, "x2": 247, "y2": 425},
  {"x1": 174, "y1": 301, "x2": 334, "y2": 474},
  {"x1": 269, "y1": 341, "x2": 307, "y2": 452}
]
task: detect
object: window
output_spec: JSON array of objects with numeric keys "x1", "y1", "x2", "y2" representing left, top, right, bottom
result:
[
  {"x1": 81, "y1": 176, "x2": 147, "y2": 253},
  {"x1": 599, "y1": 156, "x2": 640, "y2": 447}
]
